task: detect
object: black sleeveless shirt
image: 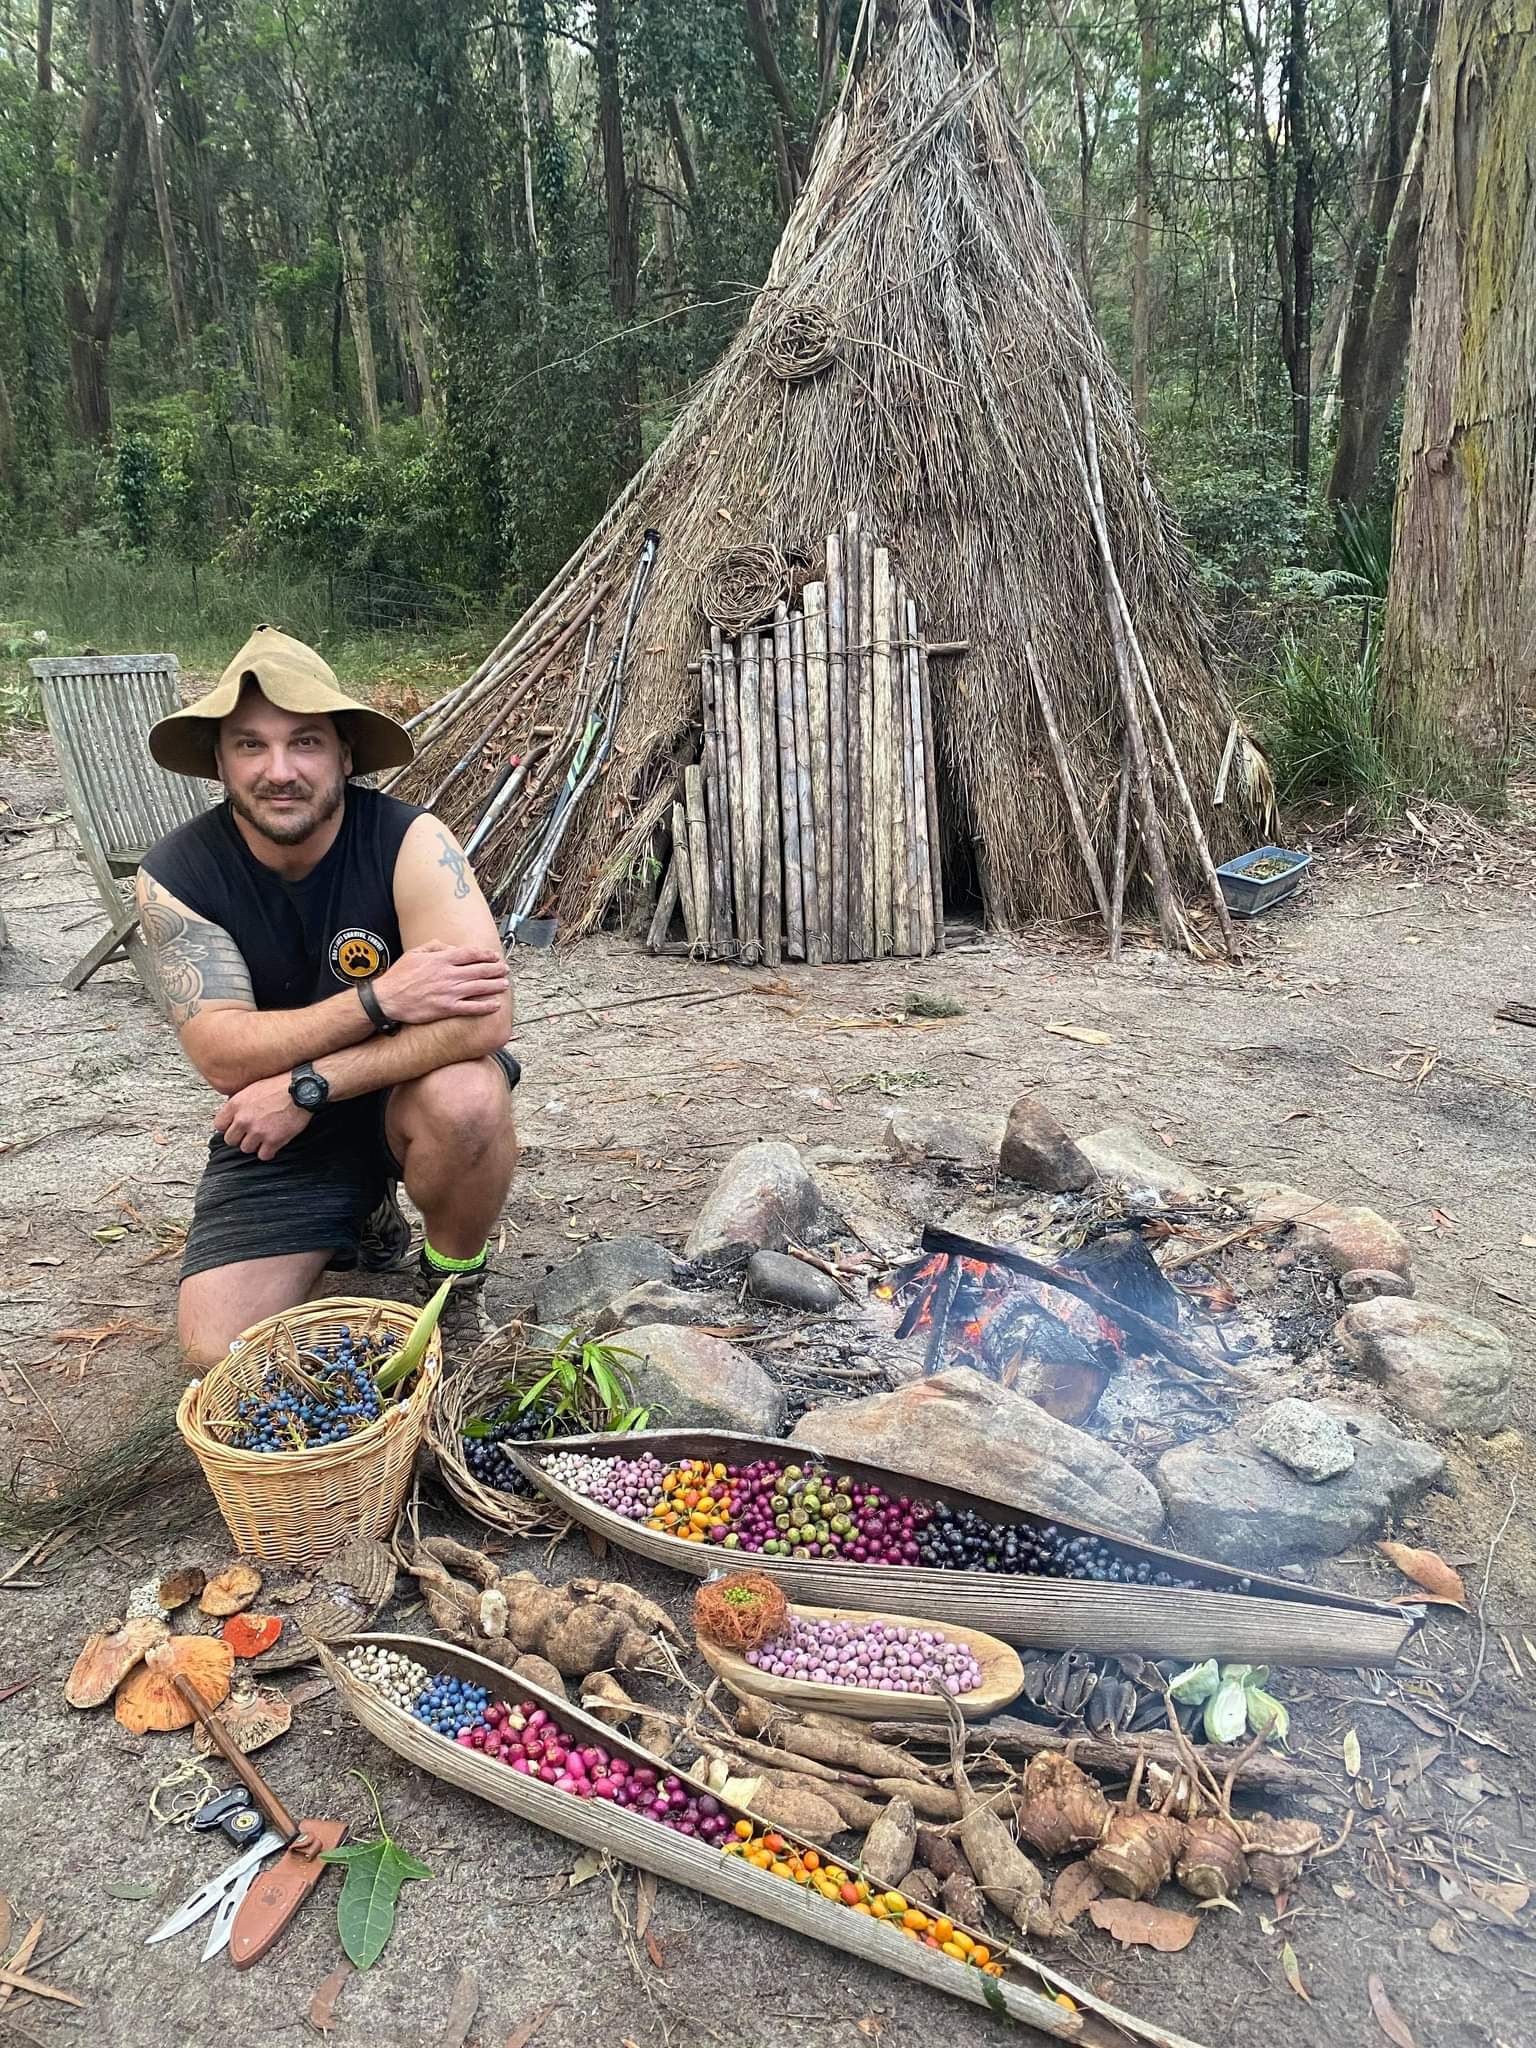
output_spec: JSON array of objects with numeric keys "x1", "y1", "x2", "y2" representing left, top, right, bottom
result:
[{"x1": 142, "y1": 786, "x2": 425, "y2": 1009}]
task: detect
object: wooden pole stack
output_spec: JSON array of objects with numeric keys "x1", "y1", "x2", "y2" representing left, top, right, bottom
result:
[{"x1": 655, "y1": 516, "x2": 945, "y2": 962}]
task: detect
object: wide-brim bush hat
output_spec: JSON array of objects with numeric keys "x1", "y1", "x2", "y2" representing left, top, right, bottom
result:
[{"x1": 149, "y1": 624, "x2": 415, "y2": 780}]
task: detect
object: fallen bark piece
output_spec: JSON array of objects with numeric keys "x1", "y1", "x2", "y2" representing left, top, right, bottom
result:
[
  {"x1": 1088, "y1": 1898, "x2": 1198, "y2": 1952},
  {"x1": 65, "y1": 1617, "x2": 169, "y2": 1709},
  {"x1": 115, "y1": 1636, "x2": 234, "y2": 1733},
  {"x1": 199, "y1": 1564, "x2": 263, "y2": 1618}
]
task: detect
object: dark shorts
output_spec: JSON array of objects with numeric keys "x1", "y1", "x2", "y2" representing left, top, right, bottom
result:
[{"x1": 180, "y1": 1050, "x2": 519, "y2": 1282}]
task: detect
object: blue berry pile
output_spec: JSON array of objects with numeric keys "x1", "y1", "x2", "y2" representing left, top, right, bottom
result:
[
  {"x1": 412, "y1": 1675, "x2": 490, "y2": 1736},
  {"x1": 460, "y1": 1397, "x2": 568, "y2": 1496},
  {"x1": 234, "y1": 1326, "x2": 393, "y2": 1453}
]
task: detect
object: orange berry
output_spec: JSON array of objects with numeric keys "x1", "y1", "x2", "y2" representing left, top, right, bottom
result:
[
  {"x1": 770, "y1": 1860, "x2": 794, "y2": 1880},
  {"x1": 931, "y1": 1916, "x2": 954, "y2": 1942},
  {"x1": 762, "y1": 1833, "x2": 786, "y2": 1855},
  {"x1": 970, "y1": 1945, "x2": 990, "y2": 1967},
  {"x1": 851, "y1": 1902, "x2": 874, "y2": 1916},
  {"x1": 940, "y1": 1941, "x2": 967, "y2": 1960},
  {"x1": 901, "y1": 1909, "x2": 928, "y2": 1931},
  {"x1": 802, "y1": 1850, "x2": 820, "y2": 1872},
  {"x1": 839, "y1": 1882, "x2": 861, "y2": 1906},
  {"x1": 869, "y1": 1900, "x2": 890, "y2": 1920},
  {"x1": 734, "y1": 1819, "x2": 753, "y2": 1841},
  {"x1": 984, "y1": 1963, "x2": 1004, "y2": 1978}
]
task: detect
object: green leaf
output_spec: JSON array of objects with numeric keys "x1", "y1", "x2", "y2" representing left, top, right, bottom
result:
[
  {"x1": 374, "y1": 1280, "x2": 450, "y2": 1393},
  {"x1": 105, "y1": 1880, "x2": 156, "y2": 1900},
  {"x1": 323, "y1": 1836, "x2": 433, "y2": 1970}
]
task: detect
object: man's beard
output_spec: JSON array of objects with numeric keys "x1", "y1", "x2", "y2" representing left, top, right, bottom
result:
[{"x1": 228, "y1": 771, "x2": 346, "y2": 847}]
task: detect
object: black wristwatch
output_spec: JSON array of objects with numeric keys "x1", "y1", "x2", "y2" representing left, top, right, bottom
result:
[
  {"x1": 289, "y1": 1062, "x2": 330, "y2": 1113},
  {"x1": 357, "y1": 978, "x2": 400, "y2": 1036}
]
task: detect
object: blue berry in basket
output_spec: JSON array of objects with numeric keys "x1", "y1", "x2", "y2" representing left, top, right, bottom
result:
[{"x1": 412, "y1": 1675, "x2": 489, "y2": 1737}]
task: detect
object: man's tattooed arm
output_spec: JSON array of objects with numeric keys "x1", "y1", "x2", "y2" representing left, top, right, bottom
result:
[
  {"x1": 135, "y1": 871, "x2": 255, "y2": 1026},
  {"x1": 436, "y1": 829, "x2": 472, "y2": 900}
]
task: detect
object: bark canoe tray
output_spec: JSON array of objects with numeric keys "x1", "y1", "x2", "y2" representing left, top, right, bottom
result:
[
  {"x1": 319, "y1": 1632, "x2": 1100, "y2": 2043},
  {"x1": 697, "y1": 1601, "x2": 1026, "y2": 1721},
  {"x1": 511, "y1": 1429, "x2": 1414, "y2": 1668}
]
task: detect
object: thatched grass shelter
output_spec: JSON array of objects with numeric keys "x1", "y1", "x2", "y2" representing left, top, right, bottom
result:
[{"x1": 398, "y1": 0, "x2": 1259, "y2": 943}]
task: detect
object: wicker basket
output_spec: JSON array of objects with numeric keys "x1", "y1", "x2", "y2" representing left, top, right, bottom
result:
[{"x1": 177, "y1": 1298, "x2": 440, "y2": 1568}]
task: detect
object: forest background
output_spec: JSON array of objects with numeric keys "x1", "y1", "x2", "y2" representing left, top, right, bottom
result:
[{"x1": 0, "y1": 0, "x2": 1504, "y2": 807}]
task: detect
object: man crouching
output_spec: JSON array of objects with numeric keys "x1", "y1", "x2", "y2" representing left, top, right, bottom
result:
[{"x1": 136, "y1": 624, "x2": 518, "y2": 1364}]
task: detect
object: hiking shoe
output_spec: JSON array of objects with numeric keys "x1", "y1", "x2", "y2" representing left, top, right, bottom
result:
[
  {"x1": 415, "y1": 1250, "x2": 494, "y2": 1362},
  {"x1": 358, "y1": 1182, "x2": 415, "y2": 1272}
]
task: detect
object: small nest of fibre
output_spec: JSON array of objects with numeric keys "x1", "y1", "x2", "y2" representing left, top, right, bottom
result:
[
  {"x1": 693, "y1": 1572, "x2": 790, "y2": 1653},
  {"x1": 758, "y1": 303, "x2": 838, "y2": 382},
  {"x1": 699, "y1": 543, "x2": 791, "y2": 635}
]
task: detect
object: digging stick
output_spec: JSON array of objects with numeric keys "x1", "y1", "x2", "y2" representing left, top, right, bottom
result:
[
  {"x1": 685, "y1": 765, "x2": 711, "y2": 955},
  {"x1": 916, "y1": 624, "x2": 944, "y2": 950},
  {"x1": 722, "y1": 640, "x2": 749, "y2": 957},
  {"x1": 758, "y1": 630, "x2": 782, "y2": 967},
  {"x1": 647, "y1": 850, "x2": 681, "y2": 953},
  {"x1": 1024, "y1": 639, "x2": 1111, "y2": 929},
  {"x1": 1063, "y1": 390, "x2": 1186, "y2": 952},
  {"x1": 463, "y1": 735, "x2": 553, "y2": 864},
  {"x1": 1078, "y1": 379, "x2": 1236, "y2": 958},
  {"x1": 672, "y1": 800, "x2": 699, "y2": 948},
  {"x1": 906, "y1": 596, "x2": 935, "y2": 955},
  {"x1": 804, "y1": 581, "x2": 833, "y2": 948},
  {"x1": 858, "y1": 522, "x2": 878, "y2": 958},
  {"x1": 774, "y1": 604, "x2": 806, "y2": 960},
  {"x1": 738, "y1": 633, "x2": 763, "y2": 966},
  {"x1": 825, "y1": 531, "x2": 849, "y2": 960},
  {"x1": 791, "y1": 610, "x2": 823, "y2": 964},
  {"x1": 1109, "y1": 730, "x2": 1131, "y2": 961},
  {"x1": 870, "y1": 546, "x2": 895, "y2": 957}
]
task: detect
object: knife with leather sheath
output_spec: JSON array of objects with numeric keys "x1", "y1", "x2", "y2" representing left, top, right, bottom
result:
[{"x1": 172, "y1": 1672, "x2": 347, "y2": 1967}]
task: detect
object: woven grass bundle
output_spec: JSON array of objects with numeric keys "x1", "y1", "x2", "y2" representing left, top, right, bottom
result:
[
  {"x1": 693, "y1": 1572, "x2": 790, "y2": 1653},
  {"x1": 759, "y1": 304, "x2": 838, "y2": 381},
  {"x1": 699, "y1": 544, "x2": 792, "y2": 635}
]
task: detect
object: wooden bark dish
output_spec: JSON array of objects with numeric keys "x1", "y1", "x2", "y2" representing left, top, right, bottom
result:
[
  {"x1": 511, "y1": 1429, "x2": 1414, "y2": 1668},
  {"x1": 320, "y1": 1632, "x2": 1126, "y2": 2044},
  {"x1": 696, "y1": 1602, "x2": 1024, "y2": 1721}
]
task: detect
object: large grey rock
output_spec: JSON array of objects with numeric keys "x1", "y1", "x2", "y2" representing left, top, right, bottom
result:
[
  {"x1": 1155, "y1": 1404, "x2": 1445, "y2": 1567},
  {"x1": 589, "y1": 1281, "x2": 728, "y2": 1339},
  {"x1": 534, "y1": 1236, "x2": 674, "y2": 1329},
  {"x1": 1247, "y1": 1397, "x2": 1356, "y2": 1482},
  {"x1": 791, "y1": 1367, "x2": 1165, "y2": 1540},
  {"x1": 1337, "y1": 1297, "x2": 1513, "y2": 1435},
  {"x1": 746, "y1": 1250, "x2": 843, "y2": 1315},
  {"x1": 685, "y1": 1140, "x2": 829, "y2": 1267},
  {"x1": 1242, "y1": 1183, "x2": 1412, "y2": 1281},
  {"x1": 885, "y1": 1111, "x2": 1002, "y2": 1170},
  {"x1": 1080, "y1": 1126, "x2": 1211, "y2": 1202},
  {"x1": 617, "y1": 1323, "x2": 786, "y2": 1433},
  {"x1": 998, "y1": 1098, "x2": 1094, "y2": 1191}
]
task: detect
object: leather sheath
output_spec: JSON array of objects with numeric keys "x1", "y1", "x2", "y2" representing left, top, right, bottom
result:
[{"x1": 229, "y1": 1818, "x2": 348, "y2": 1968}]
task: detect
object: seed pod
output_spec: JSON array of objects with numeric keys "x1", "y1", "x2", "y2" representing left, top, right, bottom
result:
[
  {"x1": 1016, "y1": 1752, "x2": 1111, "y2": 1858},
  {"x1": 1088, "y1": 1809, "x2": 1186, "y2": 1900},
  {"x1": 1241, "y1": 1813, "x2": 1322, "y2": 1897},
  {"x1": 1176, "y1": 1813, "x2": 1249, "y2": 1900},
  {"x1": 1167, "y1": 1658, "x2": 1219, "y2": 1705},
  {"x1": 1243, "y1": 1686, "x2": 1290, "y2": 1742},
  {"x1": 1203, "y1": 1677, "x2": 1249, "y2": 1745}
]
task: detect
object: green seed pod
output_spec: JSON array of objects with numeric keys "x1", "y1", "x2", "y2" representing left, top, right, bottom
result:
[
  {"x1": 1168, "y1": 1658, "x2": 1220, "y2": 1705},
  {"x1": 1243, "y1": 1687, "x2": 1290, "y2": 1743},
  {"x1": 1204, "y1": 1677, "x2": 1248, "y2": 1745}
]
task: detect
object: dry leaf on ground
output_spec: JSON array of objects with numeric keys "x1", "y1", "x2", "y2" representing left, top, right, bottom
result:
[
  {"x1": 504, "y1": 2004, "x2": 559, "y2": 2048},
  {"x1": 1043, "y1": 1021, "x2": 1113, "y2": 1046},
  {"x1": 1343, "y1": 1728, "x2": 1362, "y2": 1776},
  {"x1": 439, "y1": 1970, "x2": 479, "y2": 2048},
  {"x1": 1051, "y1": 1859, "x2": 1103, "y2": 1927},
  {"x1": 634, "y1": 1870, "x2": 656, "y2": 1941},
  {"x1": 1375, "y1": 1541, "x2": 1468, "y2": 1608},
  {"x1": 1088, "y1": 1899, "x2": 1197, "y2": 1952},
  {"x1": 309, "y1": 1961, "x2": 353, "y2": 2032},
  {"x1": 1367, "y1": 1972, "x2": 1418, "y2": 2047},
  {"x1": 1281, "y1": 1940, "x2": 1310, "y2": 2001}
]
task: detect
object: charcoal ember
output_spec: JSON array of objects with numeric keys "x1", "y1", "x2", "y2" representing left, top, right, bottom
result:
[{"x1": 1059, "y1": 1229, "x2": 1182, "y2": 1329}]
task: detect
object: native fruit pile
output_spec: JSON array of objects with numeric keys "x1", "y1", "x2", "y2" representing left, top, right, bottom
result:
[
  {"x1": 233, "y1": 1333, "x2": 387, "y2": 1451},
  {"x1": 545, "y1": 1449, "x2": 1254, "y2": 1592},
  {"x1": 746, "y1": 1617, "x2": 983, "y2": 1697},
  {"x1": 459, "y1": 1393, "x2": 584, "y2": 1495}
]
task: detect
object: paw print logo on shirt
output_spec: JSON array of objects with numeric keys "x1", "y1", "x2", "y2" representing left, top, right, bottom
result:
[{"x1": 329, "y1": 927, "x2": 390, "y2": 982}]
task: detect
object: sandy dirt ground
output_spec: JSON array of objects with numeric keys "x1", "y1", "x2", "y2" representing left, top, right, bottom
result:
[{"x1": 2, "y1": 725, "x2": 1534, "y2": 2048}]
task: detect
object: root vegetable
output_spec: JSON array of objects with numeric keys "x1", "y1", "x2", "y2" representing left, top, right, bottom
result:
[
  {"x1": 512, "y1": 1653, "x2": 567, "y2": 1699},
  {"x1": 735, "y1": 1698, "x2": 932, "y2": 1782},
  {"x1": 901, "y1": 1868, "x2": 942, "y2": 1910},
  {"x1": 115, "y1": 1636, "x2": 234, "y2": 1733},
  {"x1": 65, "y1": 1618, "x2": 169, "y2": 1710},
  {"x1": 947, "y1": 1703, "x2": 1052, "y2": 1938},
  {"x1": 861, "y1": 1795, "x2": 917, "y2": 1890},
  {"x1": 569, "y1": 1577, "x2": 683, "y2": 1643},
  {"x1": 803, "y1": 1779, "x2": 885, "y2": 1832},
  {"x1": 580, "y1": 1671, "x2": 640, "y2": 1726},
  {"x1": 1089, "y1": 1809, "x2": 1185, "y2": 1900},
  {"x1": 914, "y1": 1828, "x2": 972, "y2": 1884},
  {"x1": 1242, "y1": 1813, "x2": 1322, "y2": 1896},
  {"x1": 872, "y1": 1777, "x2": 961, "y2": 1820},
  {"x1": 749, "y1": 1777, "x2": 846, "y2": 1840},
  {"x1": 1176, "y1": 1813, "x2": 1249, "y2": 1901},
  {"x1": 421, "y1": 1534, "x2": 502, "y2": 1590},
  {"x1": 942, "y1": 1868, "x2": 988, "y2": 1931},
  {"x1": 1016, "y1": 1753, "x2": 1111, "y2": 1858},
  {"x1": 199, "y1": 1565, "x2": 263, "y2": 1618}
]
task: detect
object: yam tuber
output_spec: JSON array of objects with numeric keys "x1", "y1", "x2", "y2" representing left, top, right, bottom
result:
[
  {"x1": 942, "y1": 1868, "x2": 989, "y2": 1932},
  {"x1": 948, "y1": 1705, "x2": 1052, "y2": 1938},
  {"x1": 1241, "y1": 1813, "x2": 1322, "y2": 1897},
  {"x1": 871, "y1": 1777, "x2": 961, "y2": 1821},
  {"x1": 512, "y1": 1653, "x2": 567, "y2": 1700},
  {"x1": 861, "y1": 1796, "x2": 917, "y2": 1890},
  {"x1": 749, "y1": 1776, "x2": 846, "y2": 1841},
  {"x1": 1177, "y1": 1813, "x2": 1248, "y2": 1901},
  {"x1": 1086, "y1": 1756, "x2": 1186, "y2": 1902},
  {"x1": 809, "y1": 1780, "x2": 885, "y2": 1833},
  {"x1": 915, "y1": 1828, "x2": 972, "y2": 1885},
  {"x1": 569, "y1": 1577, "x2": 683, "y2": 1643},
  {"x1": 735, "y1": 1698, "x2": 932, "y2": 1782},
  {"x1": 65, "y1": 1617, "x2": 169, "y2": 1710},
  {"x1": 1016, "y1": 1752, "x2": 1111, "y2": 1858},
  {"x1": 901, "y1": 1868, "x2": 942, "y2": 1910}
]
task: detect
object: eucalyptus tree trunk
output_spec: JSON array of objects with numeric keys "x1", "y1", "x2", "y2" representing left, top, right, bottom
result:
[
  {"x1": 128, "y1": 0, "x2": 191, "y2": 350},
  {"x1": 593, "y1": 0, "x2": 639, "y2": 474},
  {"x1": 1381, "y1": 0, "x2": 1536, "y2": 771},
  {"x1": 339, "y1": 220, "x2": 381, "y2": 441},
  {"x1": 1284, "y1": 0, "x2": 1315, "y2": 483},
  {"x1": 1130, "y1": 0, "x2": 1156, "y2": 418}
]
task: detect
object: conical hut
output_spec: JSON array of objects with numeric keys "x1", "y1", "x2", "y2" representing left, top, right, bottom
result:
[{"x1": 397, "y1": 0, "x2": 1262, "y2": 954}]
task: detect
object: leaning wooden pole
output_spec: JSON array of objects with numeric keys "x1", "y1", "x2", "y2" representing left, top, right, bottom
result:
[
  {"x1": 703, "y1": 646, "x2": 733, "y2": 956},
  {"x1": 1109, "y1": 732, "x2": 1131, "y2": 962},
  {"x1": 721, "y1": 639, "x2": 750, "y2": 957},
  {"x1": 684, "y1": 764, "x2": 712, "y2": 951},
  {"x1": 791, "y1": 610, "x2": 823, "y2": 966},
  {"x1": 672, "y1": 799, "x2": 699, "y2": 948},
  {"x1": 870, "y1": 545, "x2": 896, "y2": 958},
  {"x1": 906, "y1": 595, "x2": 935, "y2": 956},
  {"x1": 846, "y1": 512, "x2": 870, "y2": 960},
  {"x1": 804, "y1": 581, "x2": 834, "y2": 951},
  {"x1": 916, "y1": 629, "x2": 944, "y2": 951},
  {"x1": 774, "y1": 605, "x2": 806, "y2": 961},
  {"x1": 738, "y1": 632, "x2": 763, "y2": 966},
  {"x1": 825, "y1": 531, "x2": 850, "y2": 962},
  {"x1": 1024, "y1": 639, "x2": 1111, "y2": 931}
]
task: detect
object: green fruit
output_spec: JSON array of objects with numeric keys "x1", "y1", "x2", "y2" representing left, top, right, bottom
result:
[
  {"x1": 771, "y1": 1494, "x2": 789, "y2": 1513},
  {"x1": 775, "y1": 1514, "x2": 791, "y2": 1531},
  {"x1": 791, "y1": 1545, "x2": 811, "y2": 1559},
  {"x1": 783, "y1": 1465, "x2": 803, "y2": 1482},
  {"x1": 831, "y1": 1494, "x2": 852, "y2": 1514},
  {"x1": 831, "y1": 1515, "x2": 851, "y2": 1535},
  {"x1": 722, "y1": 1532, "x2": 740, "y2": 1549}
]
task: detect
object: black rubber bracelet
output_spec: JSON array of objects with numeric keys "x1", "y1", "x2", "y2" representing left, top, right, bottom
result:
[{"x1": 357, "y1": 978, "x2": 399, "y2": 1035}]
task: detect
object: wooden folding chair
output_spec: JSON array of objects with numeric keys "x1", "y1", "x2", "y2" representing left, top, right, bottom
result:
[{"x1": 31, "y1": 654, "x2": 217, "y2": 996}]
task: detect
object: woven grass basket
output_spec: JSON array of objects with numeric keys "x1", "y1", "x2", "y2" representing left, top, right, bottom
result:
[
  {"x1": 427, "y1": 1322, "x2": 612, "y2": 1540},
  {"x1": 177, "y1": 1297, "x2": 441, "y2": 1568}
]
